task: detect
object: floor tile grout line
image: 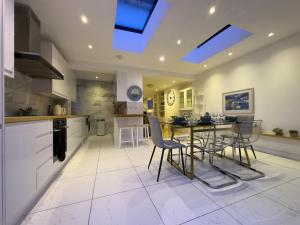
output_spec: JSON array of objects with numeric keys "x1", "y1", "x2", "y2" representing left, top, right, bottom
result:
[
  {"x1": 29, "y1": 199, "x2": 93, "y2": 215},
  {"x1": 87, "y1": 141, "x2": 102, "y2": 225},
  {"x1": 179, "y1": 207, "x2": 243, "y2": 225},
  {"x1": 124, "y1": 145, "x2": 167, "y2": 225},
  {"x1": 263, "y1": 194, "x2": 300, "y2": 215}
]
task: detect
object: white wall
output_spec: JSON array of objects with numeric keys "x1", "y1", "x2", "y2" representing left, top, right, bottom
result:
[
  {"x1": 193, "y1": 32, "x2": 300, "y2": 160},
  {"x1": 116, "y1": 72, "x2": 143, "y2": 103}
]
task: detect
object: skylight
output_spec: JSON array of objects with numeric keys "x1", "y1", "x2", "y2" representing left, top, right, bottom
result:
[
  {"x1": 115, "y1": 0, "x2": 158, "y2": 34},
  {"x1": 181, "y1": 25, "x2": 253, "y2": 64}
]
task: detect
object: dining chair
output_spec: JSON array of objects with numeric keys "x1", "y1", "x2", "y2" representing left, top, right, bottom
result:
[
  {"x1": 148, "y1": 116, "x2": 186, "y2": 182},
  {"x1": 231, "y1": 120, "x2": 262, "y2": 164}
]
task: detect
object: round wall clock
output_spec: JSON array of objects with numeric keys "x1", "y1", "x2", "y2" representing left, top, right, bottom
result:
[
  {"x1": 167, "y1": 90, "x2": 176, "y2": 106},
  {"x1": 127, "y1": 85, "x2": 143, "y2": 101}
]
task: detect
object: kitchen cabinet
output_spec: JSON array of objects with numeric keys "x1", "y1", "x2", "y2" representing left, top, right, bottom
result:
[
  {"x1": 4, "y1": 120, "x2": 54, "y2": 225},
  {"x1": 3, "y1": 0, "x2": 14, "y2": 78},
  {"x1": 179, "y1": 87, "x2": 194, "y2": 111},
  {"x1": 32, "y1": 42, "x2": 77, "y2": 101},
  {"x1": 5, "y1": 122, "x2": 37, "y2": 225},
  {"x1": 4, "y1": 117, "x2": 87, "y2": 225},
  {"x1": 67, "y1": 117, "x2": 88, "y2": 156}
]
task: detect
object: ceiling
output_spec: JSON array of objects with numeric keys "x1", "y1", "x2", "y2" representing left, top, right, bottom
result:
[
  {"x1": 143, "y1": 76, "x2": 192, "y2": 98},
  {"x1": 75, "y1": 70, "x2": 115, "y2": 82},
  {"x1": 17, "y1": 0, "x2": 300, "y2": 77}
]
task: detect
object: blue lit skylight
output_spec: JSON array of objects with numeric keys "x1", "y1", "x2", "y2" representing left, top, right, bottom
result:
[
  {"x1": 115, "y1": 0, "x2": 158, "y2": 34},
  {"x1": 181, "y1": 25, "x2": 253, "y2": 64},
  {"x1": 113, "y1": 0, "x2": 170, "y2": 53}
]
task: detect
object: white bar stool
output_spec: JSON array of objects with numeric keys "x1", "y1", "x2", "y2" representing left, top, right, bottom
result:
[
  {"x1": 136, "y1": 124, "x2": 150, "y2": 147},
  {"x1": 119, "y1": 126, "x2": 135, "y2": 148}
]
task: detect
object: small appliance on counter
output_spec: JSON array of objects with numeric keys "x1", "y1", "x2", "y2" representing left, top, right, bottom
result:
[
  {"x1": 61, "y1": 107, "x2": 67, "y2": 115},
  {"x1": 53, "y1": 104, "x2": 62, "y2": 115}
]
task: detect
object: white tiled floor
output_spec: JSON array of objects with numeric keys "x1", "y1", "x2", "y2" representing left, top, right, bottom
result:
[{"x1": 21, "y1": 135, "x2": 300, "y2": 225}]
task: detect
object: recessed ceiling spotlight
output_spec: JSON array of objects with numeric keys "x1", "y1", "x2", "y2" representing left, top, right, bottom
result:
[
  {"x1": 209, "y1": 6, "x2": 216, "y2": 15},
  {"x1": 81, "y1": 15, "x2": 88, "y2": 24},
  {"x1": 159, "y1": 56, "x2": 165, "y2": 62},
  {"x1": 203, "y1": 64, "x2": 208, "y2": 68},
  {"x1": 268, "y1": 32, "x2": 274, "y2": 37},
  {"x1": 96, "y1": 76, "x2": 99, "y2": 79},
  {"x1": 88, "y1": 44, "x2": 93, "y2": 49},
  {"x1": 228, "y1": 52, "x2": 233, "y2": 56},
  {"x1": 177, "y1": 40, "x2": 182, "y2": 45}
]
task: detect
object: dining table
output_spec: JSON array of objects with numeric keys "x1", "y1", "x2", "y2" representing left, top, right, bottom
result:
[{"x1": 164, "y1": 120, "x2": 265, "y2": 189}]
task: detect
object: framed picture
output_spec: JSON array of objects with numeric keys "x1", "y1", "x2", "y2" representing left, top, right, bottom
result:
[
  {"x1": 223, "y1": 88, "x2": 254, "y2": 114},
  {"x1": 127, "y1": 85, "x2": 143, "y2": 101}
]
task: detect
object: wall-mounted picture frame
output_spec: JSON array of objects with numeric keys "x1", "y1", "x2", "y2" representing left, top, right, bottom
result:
[
  {"x1": 223, "y1": 88, "x2": 254, "y2": 114},
  {"x1": 127, "y1": 85, "x2": 143, "y2": 101}
]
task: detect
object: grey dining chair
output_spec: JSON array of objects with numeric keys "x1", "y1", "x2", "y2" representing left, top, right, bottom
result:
[
  {"x1": 148, "y1": 116, "x2": 186, "y2": 182},
  {"x1": 231, "y1": 120, "x2": 262, "y2": 164}
]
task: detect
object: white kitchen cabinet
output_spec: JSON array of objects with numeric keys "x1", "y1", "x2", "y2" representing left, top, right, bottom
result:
[
  {"x1": 5, "y1": 123, "x2": 37, "y2": 225},
  {"x1": 4, "y1": 120, "x2": 53, "y2": 225},
  {"x1": 3, "y1": 0, "x2": 14, "y2": 78},
  {"x1": 67, "y1": 117, "x2": 88, "y2": 156},
  {"x1": 179, "y1": 87, "x2": 194, "y2": 111},
  {"x1": 32, "y1": 42, "x2": 77, "y2": 101}
]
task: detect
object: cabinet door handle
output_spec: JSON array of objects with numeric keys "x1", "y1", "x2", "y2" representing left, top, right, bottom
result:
[
  {"x1": 36, "y1": 131, "x2": 53, "y2": 138},
  {"x1": 4, "y1": 68, "x2": 13, "y2": 75},
  {"x1": 53, "y1": 129, "x2": 61, "y2": 132}
]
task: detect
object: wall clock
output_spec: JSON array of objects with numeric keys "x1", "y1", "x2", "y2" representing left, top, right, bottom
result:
[
  {"x1": 167, "y1": 90, "x2": 176, "y2": 106},
  {"x1": 127, "y1": 85, "x2": 143, "y2": 101}
]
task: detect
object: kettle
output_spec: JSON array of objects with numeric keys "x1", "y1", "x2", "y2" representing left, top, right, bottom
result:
[{"x1": 53, "y1": 105, "x2": 62, "y2": 115}]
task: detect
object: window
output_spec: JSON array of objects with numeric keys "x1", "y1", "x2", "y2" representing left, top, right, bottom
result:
[{"x1": 115, "y1": 0, "x2": 158, "y2": 34}]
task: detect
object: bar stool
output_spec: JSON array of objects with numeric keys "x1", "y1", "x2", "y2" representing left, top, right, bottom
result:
[
  {"x1": 119, "y1": 126, "x2": 135, "y2": 148},
  {"x1": 136, "y1": 124, "x2": 150, "y2": 147}
]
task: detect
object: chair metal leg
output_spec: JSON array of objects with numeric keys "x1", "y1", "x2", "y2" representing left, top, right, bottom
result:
[
  {"x1": 148, "y1": 145, "x2": 156, "y2": 169},
  {"x1": 239, "y1": 147, "x2": 242, "y2": 162},
  {"x1": 250, "y1": 145, "x2": 257, "y2": 159},
  {"x1": 157, "y1": 149, "x2": 165, "y2": 182},
  {"x1": 180, "y1": 148, "x2": 186, "y2": 175},
  {"x1": 170, "y1": 149, "x2": 173, "y2": 165}
]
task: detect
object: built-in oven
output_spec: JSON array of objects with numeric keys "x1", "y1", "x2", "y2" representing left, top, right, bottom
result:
[{"x1": 53, "y1": 118, "x2": 67, "y2": 162}]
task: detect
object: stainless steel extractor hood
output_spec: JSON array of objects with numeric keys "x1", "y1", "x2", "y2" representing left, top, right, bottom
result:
[{"x1": 14, "y1": 3, "x2": 64, "y2": 80}]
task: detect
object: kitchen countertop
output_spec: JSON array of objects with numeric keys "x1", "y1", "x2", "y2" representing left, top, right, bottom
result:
[
  {"x1": 5, "y1": 115, "x2": 88, "y2": 124},
  {"x1": 112, "y1": 114, "x2": 143, "y2": 118}
]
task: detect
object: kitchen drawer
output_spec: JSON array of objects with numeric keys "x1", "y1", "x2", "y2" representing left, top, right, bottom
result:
[
  {"x1": 35, "y1": 131, "x2": 53, "y2": 153},
  {"x1": 36, "y1": 157, "x2": 53, "y2": 191},
  {"x1": 34, "y1": 120, "x2": 52, "y2": 134},
  {"x1": 36, "y1": 145, "x2": 53, "y2": 168}
]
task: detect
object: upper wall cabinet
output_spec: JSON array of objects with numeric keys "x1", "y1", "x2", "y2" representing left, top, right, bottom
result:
[
  {"x1": 179, "y1": 87, "x2": 194, "y2": 111},
  {"x1": 32, "y1": 42, "x2": 77, "y2": 101},
  {"x1": 3, "y1": 0, "x2": 14, "y2": 78}
]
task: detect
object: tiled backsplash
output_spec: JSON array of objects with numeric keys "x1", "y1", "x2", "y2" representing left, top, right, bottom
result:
[
  {"x1": 5, "y1": 71, "x2": 55, "y2": 116},
  {"x1": 72, "y1": 80, "x2": 115, "y2": 135}
]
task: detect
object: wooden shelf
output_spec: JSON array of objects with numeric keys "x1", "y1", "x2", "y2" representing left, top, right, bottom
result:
[{"x1": 261, "y1": 132, "x2": 300, "y2": 141}]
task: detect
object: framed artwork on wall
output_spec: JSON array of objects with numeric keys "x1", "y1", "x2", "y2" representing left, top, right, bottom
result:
[
  {"x1": 223, "y1": 88, "x2": 254, "y2": 114},
  {"x1": 127, "y1": 85, "x2": 143, "y2": 101}
]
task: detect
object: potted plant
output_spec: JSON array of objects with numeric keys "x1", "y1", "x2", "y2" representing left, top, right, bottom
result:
[
  {"x1": 272, "y1": 128, "x2": 283, "y2": 136},
  {"x1": 289, "y1": 130, "x2": 298, "y2": 138}
]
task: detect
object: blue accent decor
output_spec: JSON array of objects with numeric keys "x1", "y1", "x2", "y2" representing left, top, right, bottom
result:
[
  {"x1": 113, "y1": 0, "x2": 170, "y2": 53},
  {"x1": 181, "y1": 25, "x2": 253, "y2": 64},
  {"x1": 127, "y1": 85, "x2": 143, "y2": 101},
  {"x1": 115, "y1": 0, "x2": 158, "y2": 34}
]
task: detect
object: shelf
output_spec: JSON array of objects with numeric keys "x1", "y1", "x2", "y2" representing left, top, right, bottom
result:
[{"x1": 261, "y1": 132, "x2": 300, "y2": 141}]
